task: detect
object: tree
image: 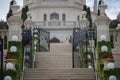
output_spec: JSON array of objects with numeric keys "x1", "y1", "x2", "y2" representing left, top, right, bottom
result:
[
  {"x1": 109, "y1": 20, "x2": 120, "y2": 28},
  {"x1": 0, "y1": 21, "x2": 9, "y2": 29},
  {"x1": 4, "y1": 35, "x2": 7, "y2": 49},
  {"x1": 6, "y1": 0, "x2": 15, "y2": 20},
  {"x1": 86, "y1": 7, "x2": 92, "y2": 28},
  {"x1": 6, "y1": 9, "x2": 13, "y2": 20},
  {"x1": 21, "y1": 6, "x2": 29, "y2": 22}
]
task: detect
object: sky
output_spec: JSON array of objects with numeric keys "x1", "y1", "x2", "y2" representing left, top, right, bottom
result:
[{"x1": 0, "y1": 0, "x2": 120, "y2": 21}]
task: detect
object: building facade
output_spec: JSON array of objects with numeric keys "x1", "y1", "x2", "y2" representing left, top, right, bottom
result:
[{"x1": 23, "y1": 0, "x2": 97, "y2": 43}]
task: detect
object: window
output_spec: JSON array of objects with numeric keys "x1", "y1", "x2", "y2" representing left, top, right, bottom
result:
[
  {"x1": 50, "y1": 12, "x2": 59, "y2": 20},
  {"x1": 77, "y1": 16, "x2": 80, "y2": 21},
  {"x1": 44, "y1": 14, "x2": 47, "y2": 21},
  {"x1": 62, "y1": 14, "x2": 66, "y2": 21}
]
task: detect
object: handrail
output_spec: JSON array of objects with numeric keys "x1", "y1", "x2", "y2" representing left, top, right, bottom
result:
[
  {"x1": 20, "y1": 47, "x2": 26, "y2": 80},
  {"x1": 33, "y1": 51, "x2": 36, "y2": 68}
]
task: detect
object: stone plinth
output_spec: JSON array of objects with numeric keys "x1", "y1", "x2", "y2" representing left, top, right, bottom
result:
[
  {"x1": 4, "y1": 59, "x2": 17, "y2": 70},
  {"x1": 102, "y1": 58, "x2": 114, "y2": 70}
]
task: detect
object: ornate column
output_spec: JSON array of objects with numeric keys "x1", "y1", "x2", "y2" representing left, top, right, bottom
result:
[
  {"x1": 7, "y1": 2, "x2": 23, "y2": 41},
  {"x1": 95, "y1": 0, "x2": 110, "y2": 41}
]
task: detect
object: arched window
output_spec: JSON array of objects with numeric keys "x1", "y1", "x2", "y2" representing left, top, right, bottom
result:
[
  {"x1": 44, "y1": 14, "x2": 47, "y2": 21},
  {"x1": 77, "y1": 15, "x2": 80, "y2": 21},
  {"x1": 50, "y1": 12, "x2": 59, "y2": 20},
  {"x1": 62, "y1": 14, "x2": 66, "y2": 21}
]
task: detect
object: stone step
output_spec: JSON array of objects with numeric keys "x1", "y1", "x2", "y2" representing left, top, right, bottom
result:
[
  {"x1": 50, "y1": 43, "x2": 72, "y2": 52},
  {"x1": 24, "y1": 68, "x2": 95, "y2": 80},
  {"x1": 36, "y1": 52, "x2": 72, "y2": 56},
  {"x1": 25, "y1": 68, "x2": 94, "y2": 73},
  {"x1": 35, "y1": 55, "x2": 72, "y2": 68}
]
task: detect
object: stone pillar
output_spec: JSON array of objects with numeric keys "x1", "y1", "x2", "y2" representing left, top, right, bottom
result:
[
  {"x1": 94, "y1": 0, "x2": 98, "y2": 14},
  {"x1": 80, "y1": 11, "x2": 89, "y2": 28},
  {"x1": 95, "y1": 0, "x2": 110, "y2": 41},
  {"x1": 7, "y1": 2, "x2": 23, "y2": 41}
]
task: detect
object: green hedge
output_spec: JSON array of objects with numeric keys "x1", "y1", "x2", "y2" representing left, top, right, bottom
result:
[
  {"x1": 104, "y1": 68, "x2": 120, "y2": 80},
  {"x1": 96, "y1": 41, "x2": 112, "y2": 60},
  {"x1": 80, "y1": 42, "x2": 87, "y2": 68},
  {"x1": 96, "y1": 41, "x2": 119, "y2": 80},
  {"x1": 25, "y1": 52, "x2": 33, "y2": 68},
  {"x1": 3, "y1": 70, "x2": 18, "y2": 80},
  {"x1": 8, "y1": 41, "x2": 22, "y2": 52},
  {"x1": 88, "y1": 51, "x2": 94, "y2": 66},
  {"x1": 97, "y1": 41, "x2": 112, "y2": 53},
  {"x1": 4, "y1": 41, "x2": 22, "y2": 80}
]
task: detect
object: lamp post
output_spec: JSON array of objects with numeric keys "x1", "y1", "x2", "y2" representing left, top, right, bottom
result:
[
  {"x1": 107, "y1": 63, "x2": 115, "y2": 70},
  {"x1": 4, "y1": 76, "x2": 12, "y2": 80},
  {"x1": 0, "y1": 38, "x2": 3, "y2": 80},
  {"x1": 109, "y1": 75, "x2": 117, "y2": 80}
]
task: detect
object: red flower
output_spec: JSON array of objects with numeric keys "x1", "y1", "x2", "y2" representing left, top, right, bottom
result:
[
  {"x1": 109, "y1": 53, "x2": 113, "y2": 56},
  {"x1": 8, "y1": 54, "x2": 12, "y2": 57},
  {"x1": 14, "y1": 56, "x2": 16, "y2": 59},
  {"x1": 101, "y1": 53, "x2": 113, "y2": 59},
  {"x1": 4, "y1": 56, "x2": 7, "y2": 59}
]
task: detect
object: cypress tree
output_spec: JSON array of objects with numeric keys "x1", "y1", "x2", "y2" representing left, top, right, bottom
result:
[
  {"x1": 86, "y1": 7, "x2": 92, "y2": 28},
  {"x1": 6, "y1": 9, "x2": 13, "y2": 20},
  {"x1": 21, "y1": 6, "x2": 29, "y2": 22}
]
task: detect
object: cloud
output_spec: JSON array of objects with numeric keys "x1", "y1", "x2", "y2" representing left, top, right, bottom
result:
[
  {"x1": 86, "y1": 0, "x2": 94, "y2": 11},
  {"x1": 0, "y1": 0, "x2": 23, "y2": 21},
  {"x1": 105, "y1": 0, "x2": 120, "y2": 20},
  {"x1": 86, "y1": 0, "x2": 120, "y2": 20},
  {"x1": 0, "y1": 0, "x2": 120, "y2": 20}
]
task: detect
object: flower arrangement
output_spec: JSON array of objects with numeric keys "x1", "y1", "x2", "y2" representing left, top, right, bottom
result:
[
  {"x1": 102, "y1": 53, "x2": 113, "y2": 59},
  {"x1": 99, "y1": 51, "x2": 113, "y2": 59},
  {"x1": 4, "y1": 53, "x2": 17, "y2": 59}
]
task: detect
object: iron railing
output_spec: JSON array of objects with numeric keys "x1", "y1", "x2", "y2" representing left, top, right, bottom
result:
[
  {"x1": 21, "y1": 28, "x2": 32, "y2": 80},
  {"x1": 72, "y1": 27, "x2": 97, "y2": 69}
]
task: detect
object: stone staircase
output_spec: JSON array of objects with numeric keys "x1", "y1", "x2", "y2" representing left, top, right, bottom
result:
[
  {"x1": 24, "y1": 43, "x2": 95, "y2": 80},
  {"x1": 35, "y1": 43, "x2": 72, "y2": 68},
  {"x1": 24, "y1": 68, "x2": 95, "y2": 80}
]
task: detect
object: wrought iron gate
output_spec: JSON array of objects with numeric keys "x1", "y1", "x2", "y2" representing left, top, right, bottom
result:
[
  {"x1": 73, "y1": 27, "x2": 88, "y2": 68},
  {"x1": 72, "y1": 27, "x2": 96, "y2": 68},
  {"x1": 33, "y1": 28, "x2": 50, "y2": 52},
  {"x1": 21, "y1": 27, "x2": 32, "y2": 80}
]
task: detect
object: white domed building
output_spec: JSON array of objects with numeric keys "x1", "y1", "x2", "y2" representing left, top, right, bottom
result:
[{"x1": 10, "y1": 0, "x2": 98, "y2": 43}]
